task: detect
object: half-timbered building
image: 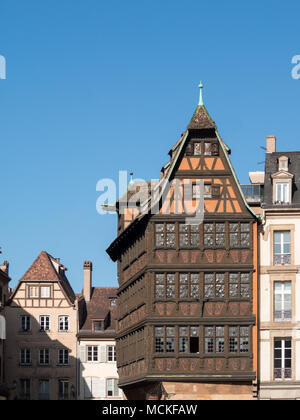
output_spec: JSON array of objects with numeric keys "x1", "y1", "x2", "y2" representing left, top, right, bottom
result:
[
  {"x1": 106, "y1": 87, "x2": 259, "y2": 400},
  {"x1": 4, "y1": 251, "x2": 77, "y2": 400}
]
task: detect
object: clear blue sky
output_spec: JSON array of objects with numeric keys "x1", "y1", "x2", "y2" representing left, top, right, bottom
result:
[{"x1": 1, "y1": 0, "x2": 300, "y2": 292}]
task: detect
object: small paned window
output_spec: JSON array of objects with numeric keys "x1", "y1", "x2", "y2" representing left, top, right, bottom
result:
[
  {"x1": 274, "y1": 338, "x2": 292, "y2": 380},
  {"x1": 108, "y1": 346, "x2": 116, "y2": 362},
  {"x1": 204, "y1": 273, "x2": 225, "y2": 298},
  {"x1": 155, "y1": 223, "x2": 175, "y2": 249},
  {"x1": 204, "y1": 142, "x2": 219, "y2": 156},
  {"x1": 40, "y1": 286, "x2": 51, "y2": 299},
  {"x1": 229, "y1": 326, "x2": 249, "y2": 353},
  {"x1": 179, "y1": 224, "x2": 200, "y2": 248},
  {"x1": 28, "y1": 286, "x2": 39, "y2": 298},
  {"x1": 93, "y1": 321, "x2": 103, "y2": 331},
  {"x1": 274, "y1": 282, "x2": 292, "y2": 321},
  {"x1": 229, "y1": 223, "x2": 250, "y2": 248},
  {"x1": 107, "y1": 379, "x2": 119, "y2": 397},
  {"x1": 154, "y1": 327, "x2": 175, "y2": 353},
  {"x1": 273, "y1": 231, "x2": 291, "y2": 266},
  {"x1": 205, "y1": 326, "x2": 225, "y2": 353},
  {"x1": 204, "y1": 223, "x2": 225, "y2": 248},
  {"x1": 229, "y1": 273, "x2": 250, "y2": 298},
  {"x1": 20, "y1": 316, "x2": 31, "y2": 332},
  {"x1": 155, "y1": 273, "x2": 175, "y2": 299},
  {"x1": 20, "y1": 349, "x2": 31, "y2": 365},
  {"x1": 179, "y1": 273, "x2": 200, "y2": 299},
  {"x1": 87, "y1": 346, "x2": 98, "y2": 362},
  {"x1": 58, "y1": 379, "x2": 69, "y2": 400},
  {"x1": 179, "y1": 326, "x2": 199, "y2": 354},
  {"x1": 58, "y1": 316, "x2": 69, "y2": 332},
  {"x1": 19, "y1": 379, "x2": 31, "y2": 400},
  {"x1": 58, "y1": 349, "x2": 69, "y2": 365},
  {"x1": 40, "y1": 316, "x2": 50, "y2": 331},
  {"x1": 39, "y1": 348, "x2": 50, "y2": 365}
]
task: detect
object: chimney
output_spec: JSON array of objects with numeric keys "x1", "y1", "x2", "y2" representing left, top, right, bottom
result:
[
  {"x1": 266, "y1": 135, "x2": 276, "y2": 153},
  {"x1": 83, "y1": 261, "x2": 92, "y2": 302}
]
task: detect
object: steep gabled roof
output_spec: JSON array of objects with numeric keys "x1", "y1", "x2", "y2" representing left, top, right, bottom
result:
[
  {"x1": 187, "y1": 105, "x2": 216, "y2": 130},
  {"x1": 20, "y1": 250, "x2": 61, "y2": 281},
  {"x1": 78, "y1": 287, "x2": 118, "y2": 338},
  {"x1": 9, "y1": 250, "x2": 76, "y2": 304},
  {"x1": 106, "y1": 99, "x2": 259, "y2": 260}
]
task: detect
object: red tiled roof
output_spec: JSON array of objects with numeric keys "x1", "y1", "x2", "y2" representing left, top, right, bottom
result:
[
  {"x1": 10, "y1": 250, "x2": 76, "y2": 304},
  {"x1": 78, "y1": 287, "x2": 118, "y2": 337}
]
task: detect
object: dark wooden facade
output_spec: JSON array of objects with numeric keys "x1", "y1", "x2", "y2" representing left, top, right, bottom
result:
[{"x1": 106, "y1": 102, "x2": 259, "y2": 400}]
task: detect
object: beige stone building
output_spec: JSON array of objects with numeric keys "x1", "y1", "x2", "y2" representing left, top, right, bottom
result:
[
  {"x1": 77, "y1": 262, "x2": 123, "y2": 400},
  {"x1": 0, "y1": 260, "x2": 10, "y2": 399},
  {"x1": 4, "y1": 251, "x2": 78, "y2": 400},
  {"x1": 247, "y1": 137, "x2": 300, "y2": 399}
]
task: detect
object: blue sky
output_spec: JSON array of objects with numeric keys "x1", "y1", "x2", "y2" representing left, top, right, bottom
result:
[{"x1": 1, "y1": 0, "x2": 300, "y2": 292}]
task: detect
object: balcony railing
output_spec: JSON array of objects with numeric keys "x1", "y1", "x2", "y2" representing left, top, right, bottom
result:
[
  {"x1": 274, "y1": 254, "x2": 291, "y2": 266},
  {"x1": 274, "y1": 310, "x2": 292, "y2": 321},
  {"x1": 241, "y1": 184, "x2": 264, "y2": 204},
  {"x1": 274, "y1": 368, "x2": 292, "y2": 380}
]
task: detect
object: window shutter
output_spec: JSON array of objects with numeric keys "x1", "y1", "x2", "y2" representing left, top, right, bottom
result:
[
  {"x1": 84, "y1": 377, "x2": 92, "y2": 398},
  {"x1": 92, "y1": 378, "x2": 106, "y2": 398},
  {"x1": 113, "y1": 379, "x2": 120, "y2": 397},
  {"x1": 79, "y1": 345, "x2": 86, "y2": 363},
  {"x1": 99, "y1": 346, "x2": 106, "y2": 363},
  {"x1": 0, "y1": 315, "x2": 6, "y2": 340}
]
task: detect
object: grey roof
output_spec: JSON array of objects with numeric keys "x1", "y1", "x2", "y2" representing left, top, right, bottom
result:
[{"x1": 262, "y1": 151, "x2": 300, "y2": 208}]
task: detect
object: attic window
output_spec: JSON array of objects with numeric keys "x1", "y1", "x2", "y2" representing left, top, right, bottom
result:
[
  {"x1": 110, "y1": 298, "x2": 116, "y2": 307},
  {"x1": 278, "y1": 156, "x2": 289, "y2": 171},
  {"x1": 204, "y1": 142, "x2": 219, "y2": 156},
  {"x1": 193, "y1": 143, "x2": 201, "y2": 156},
  {"x1": 93, "y1": 320, "x2": 103, "y2": 331}
]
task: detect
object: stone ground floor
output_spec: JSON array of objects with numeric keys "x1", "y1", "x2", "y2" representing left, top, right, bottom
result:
[{"x1": 123, "y1": 381, "x2": 257, "y2": 400}]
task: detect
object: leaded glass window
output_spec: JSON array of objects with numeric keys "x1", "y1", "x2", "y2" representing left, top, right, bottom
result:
[
  {"x1": 166, "y1": 274, "x2": 175, "y2": 298},
  {"x1": 179, "y1": 326, "x2": 199, "y2": 353},
  {"x1": 166, "y1": 327, "x2": 175, "y2": 353},
  {"x1": 204, "y1": 273, "x2": 225, "y2": 298},
  {"x1": 179, "y1": 273, "x2": 200, "y2": 299},
  {"x1": 155, "y1": 223, "x2": 176, "y2": 248},
  {"x1": 229, "y1": 326, "x2": 249, "y2": 353},
  {"x1": 229, "y1": 273, "x2": 250, "y2": 298},
  {"x1": 204, "y1": 223, "x2": 226, "y2": 248},
  {"x1": 205, "y1": 326, "x2": 224, "y2": 353},
  {"x1": 155, "y1": 327, "x2": 164, "y2": 353},
  {"x1": 179, "y1": 273, "x2": 188, "y2": 299},
  {"x1": 230, "y1": 222, "x2": 251, "y2": 248},
  {"x1": 155, "y1": 273, "x2": 175, "y2": 299},
  {"x1": 155, "y1": 327, "x2": 175, "y2": 353},
  {"x1": 229, "y1": 223, "x2": 239, "y2": 247},
  {"x1": 179, "y1": 223, "x2": 200, "y2": 248}
]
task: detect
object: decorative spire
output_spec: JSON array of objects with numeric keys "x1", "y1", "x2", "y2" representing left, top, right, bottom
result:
[
  {"x1": 129, "y1": 171, "x2": 134, "y2": 185},
  {"x1": 198, "y1": 81, "x2": 204, "y2": 106}
]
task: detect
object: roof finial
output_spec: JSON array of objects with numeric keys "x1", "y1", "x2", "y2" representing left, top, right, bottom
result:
[
  {"x1": 198, "y1": 81, "x2": 204, "y2": 106},
  {"x1": 129, "y1": 171, "x2": 134, "y2": 185}
]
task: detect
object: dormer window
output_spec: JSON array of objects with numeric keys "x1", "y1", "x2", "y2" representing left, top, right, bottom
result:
[
  {"x1": 109, "y1": 298, "x2": 116, "y2": 307},
  {"x1": 93, "y1": 320, "x2": 103, "y2": 331},
  {"x1": 204, "y1": 142, "x2": 219, "y2": 156},
  {"x1": 278, "y1": 156, "x2": 289, "y2": 171},
  {"x1": 271, "y1": 164, "x2": 293, "y2": 205},
  {"x1": 276, "y1": 183, "x2": 289, "y2": 204}
]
